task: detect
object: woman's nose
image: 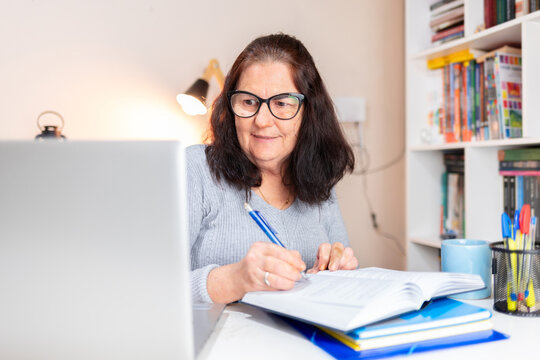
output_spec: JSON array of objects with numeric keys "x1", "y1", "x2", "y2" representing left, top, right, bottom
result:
[{"x1": 254, "y1": 102, "x2": 275, "y2": 127}]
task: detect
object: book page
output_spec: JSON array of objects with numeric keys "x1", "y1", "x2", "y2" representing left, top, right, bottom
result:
[
  {"x1": 242, "y1": 274, "x2": 421, "y2": 331},
  {"x1": 294, "y1": 275, "x2": 406, "y2": 306},
  {"x1": 316, "y1": 267, "x2": 484, "y2": 299}
]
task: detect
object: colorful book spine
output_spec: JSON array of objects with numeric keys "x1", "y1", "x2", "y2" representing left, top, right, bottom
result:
[
  {"x1": 453, "y1": 62, "x2": 462, "y2": 142},
  {"x1": 443, "y1": 66, "x2": 450, "y2": 138},
  {"x1": 484, "y1": 57, "x2": 500, "y2": 139},
  {"x1": 466, "y1": 60, "x2": 476, "y2": 141},
  {"x1": 479, "y1": 61, "x2": 489, "y2": 140},
  {"x1": 494, "y1": 52, "x2": 522, "y2": 138},
  {"x1": 462, "y1": 62, "x2": 470, "y2": 141},
  {"x1": 446, "y1": 64, "x2": 456, "y2": 142}
]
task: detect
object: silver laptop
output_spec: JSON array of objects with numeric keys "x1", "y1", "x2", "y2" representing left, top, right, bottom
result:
[{"x1": 0, "y1": 140, "x2": 220, "y2": 359}]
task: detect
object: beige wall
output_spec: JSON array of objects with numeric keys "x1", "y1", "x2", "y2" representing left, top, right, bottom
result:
[{"x1": 0, "y1": 0, "x2": 405, "y2": 269}]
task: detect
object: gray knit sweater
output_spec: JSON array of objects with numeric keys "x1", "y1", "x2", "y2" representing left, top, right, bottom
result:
[{"x1": 187, "y1": 144, "x2": 349, "y2": 303}]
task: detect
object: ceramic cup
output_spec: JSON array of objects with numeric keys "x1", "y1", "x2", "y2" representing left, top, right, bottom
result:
[{"x1": 441, "y1": 239, "x2": 492, "y2": 299}]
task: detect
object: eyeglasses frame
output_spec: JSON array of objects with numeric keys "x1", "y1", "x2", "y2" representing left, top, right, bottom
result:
[{"x1": 227, "y1": 90, "x2": 305, "y2": 120}]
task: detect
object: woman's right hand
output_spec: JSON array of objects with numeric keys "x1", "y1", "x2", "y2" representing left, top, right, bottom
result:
[{"x1": 207, "y1": 242, "x2": 306, "y2": 304}]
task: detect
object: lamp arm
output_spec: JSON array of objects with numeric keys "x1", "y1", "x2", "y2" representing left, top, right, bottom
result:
[{"x1": 201, "y1": 59, "x2": 225, "y2": 89}]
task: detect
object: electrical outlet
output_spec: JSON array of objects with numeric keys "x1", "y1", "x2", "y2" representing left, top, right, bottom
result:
[{"x1": 334, "y1": 97, "x2": 366, "y2": 123}]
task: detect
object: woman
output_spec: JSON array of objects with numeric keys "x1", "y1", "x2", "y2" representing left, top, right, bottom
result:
[{"x1": 188, "y1": 33, "x2": 358, "y2": 304}]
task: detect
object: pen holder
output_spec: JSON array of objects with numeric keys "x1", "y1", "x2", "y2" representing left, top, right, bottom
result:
[{"x1": 491, "y1": 241, "x2": 540, "y2": 317}]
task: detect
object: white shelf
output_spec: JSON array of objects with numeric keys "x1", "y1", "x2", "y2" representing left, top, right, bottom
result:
[
  {"x1": 409, "y1": 237, "x2": 442, "y2": 249},
  {"x1": 410, "y1": 10, "x2": 540, "y2": 61},
  {"x1": 406, "y1": 1, "x2": 540, "y2": 272},
  {"x1": 411, "y1": 137, "x2": 540, "y2": 151}
]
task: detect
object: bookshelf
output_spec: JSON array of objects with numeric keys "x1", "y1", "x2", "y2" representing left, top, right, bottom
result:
[{"x1": 405, "y1": 0, "x2": 540, "y2": 271}]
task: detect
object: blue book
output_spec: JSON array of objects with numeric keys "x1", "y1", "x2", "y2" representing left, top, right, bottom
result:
[
  {"x1": 312, "y1": 298, "x2": 493, "y2": 351},
  {"x1": 346, "y1": 298, "x2": 491, "y2": 340},
  {"x1": 285, "y1": 316, "x2": 508, "y2": 360},
  {"x1": 516, "y1": 175, "x2": 524, "y2": 211}
]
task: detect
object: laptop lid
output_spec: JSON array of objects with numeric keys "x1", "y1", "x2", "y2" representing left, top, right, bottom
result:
[{"x1": 0, "y1": 141, "x2": 193, "y2": 359}]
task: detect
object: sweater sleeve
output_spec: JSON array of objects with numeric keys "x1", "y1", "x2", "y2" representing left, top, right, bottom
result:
[
  {"x1": 187, "y1": 145, "x2": 218, "y2": 303},
  {"x1": 323, "y1": 189, "x2": 350, "y2": 247}
]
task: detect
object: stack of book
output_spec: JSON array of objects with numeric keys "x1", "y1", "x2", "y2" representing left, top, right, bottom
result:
[
  {"x1": 241, "y1": 268, "x2": 508, "y2": 358},
  {"x1": 430, "y1": 0, "x2": 465, "y2": 45},
  {"x1": 425, "y1": 45, "x2": 522, "y2": 144},
  {"x1": 309, "y1": 298, "x2": 498, "y2": 358},
  {"x1": 499, "y1": 147, "x2": 540, "y2": 244},
  {"x1": 441, "y1": 152, "x2": 464, "y2": 240},
  {"x1": 485, "y1": 0, "x2": 540, "y2": 30}
]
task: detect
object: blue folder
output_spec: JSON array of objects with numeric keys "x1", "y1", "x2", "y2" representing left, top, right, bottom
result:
[
  {"x1": 283, "y1": 316, "x2": 508, "y2": 359},
  {"x1": 346, "y1": 297, "x2": 492, "y2": 340}
]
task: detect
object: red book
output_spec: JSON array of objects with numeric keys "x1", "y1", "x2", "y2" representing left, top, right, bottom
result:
[
  {"x1": 432, "y1": 24, "x2": 465, "y2": 41},
  {"x1": 453, "y1": 62, "x2": 462, "y2": 142},
  {"x1": 462, "y1": 63, "x2": 472, "y2": 142},
  {"x1": 484, "y1": 0, "x2": 495, "y2": 28}
]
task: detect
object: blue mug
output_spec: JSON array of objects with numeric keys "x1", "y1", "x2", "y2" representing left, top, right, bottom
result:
[{"x1": 441, "y1": 239, "x2": 492, "y2": 299}]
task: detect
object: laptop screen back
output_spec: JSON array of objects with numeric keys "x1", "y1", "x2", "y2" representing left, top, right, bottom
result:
[{"x1": 0, "y1": 141, "x2": 193, "y2": 359}]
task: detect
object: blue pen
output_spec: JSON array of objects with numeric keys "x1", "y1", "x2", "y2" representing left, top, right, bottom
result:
[
  {"x1": 245, "y1": 202, "x2": 307, "y2": 279},
  {"x1": 244, "y1": 202, "x2": 285, "y2": 247}
]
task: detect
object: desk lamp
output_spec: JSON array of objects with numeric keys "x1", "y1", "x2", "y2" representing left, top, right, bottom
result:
[{"x1": 177, "y1": 59, "x2": 225, "y2": 115}]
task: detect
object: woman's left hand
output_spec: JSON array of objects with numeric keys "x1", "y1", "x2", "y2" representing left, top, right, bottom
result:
[{"x1": 307, "y1": 242, "x2": 358, "y2": 273}]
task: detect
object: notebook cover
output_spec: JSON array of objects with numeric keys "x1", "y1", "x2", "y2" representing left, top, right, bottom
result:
[
  {"x1": 347, "y1": 297, "x2": 491, "y2": 340},
  {"x1": 284, "y1": 316, "x2": 508, "y2": 360}
]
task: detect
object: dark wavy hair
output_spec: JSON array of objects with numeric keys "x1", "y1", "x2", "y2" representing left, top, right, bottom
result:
[{"x1": 205, "y1": 33, "x2": 354, "y2": 205}]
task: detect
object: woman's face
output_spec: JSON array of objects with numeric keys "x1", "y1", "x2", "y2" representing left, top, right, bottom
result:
[{"x1": 234, "y1": 61, "x2": 303, "y2": 172}]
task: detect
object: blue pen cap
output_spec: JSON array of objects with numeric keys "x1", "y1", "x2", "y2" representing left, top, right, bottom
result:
[
  {"x1": 501, "y1": 213, "x2": 511, "y2": 238},
  {"x1": 513, "y1": 209, "x2": 520, "y2": 239}
]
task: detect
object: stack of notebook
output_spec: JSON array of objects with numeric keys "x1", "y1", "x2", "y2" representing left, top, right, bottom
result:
[{"x1": 284, "y1": 298, "x2": 507, "y2": 359}]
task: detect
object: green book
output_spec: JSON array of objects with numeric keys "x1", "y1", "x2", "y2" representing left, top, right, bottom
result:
[
  {"x1": 498, "y1": 148, "x2": 540, "y2": 161},
  {"x1": 496, "y1": 0, "x2": 506, "y2": 24}
]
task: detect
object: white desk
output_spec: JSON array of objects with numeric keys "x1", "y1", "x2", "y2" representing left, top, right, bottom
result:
[{"x1": 200, "y1": 300, "x2": 540, "y2": 359}]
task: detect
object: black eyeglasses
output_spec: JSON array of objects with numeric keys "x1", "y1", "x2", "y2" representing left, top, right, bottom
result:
[{"x1": 227, "y1": 90, "x2": 305, "y2": 120}]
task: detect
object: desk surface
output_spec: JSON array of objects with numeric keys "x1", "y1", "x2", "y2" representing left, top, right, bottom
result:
[{"x1": 199, "y1": 300, "x2": 540, "y2": 359}]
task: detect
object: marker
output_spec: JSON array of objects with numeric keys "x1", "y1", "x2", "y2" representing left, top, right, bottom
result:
[
  {"x1": 501, "y1": 212, "x2": 516, "y2": 311},
  {"x1": 525, "y1": 216, "x2": 537, "y2": 309},
  {"x1": 518, "y1": 205, "x2": 531, "y2": 302}
]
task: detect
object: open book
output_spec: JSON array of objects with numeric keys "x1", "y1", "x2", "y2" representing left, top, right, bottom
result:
[{"x1": 241, "y1": 267, "x2": 485, "y2": 332}]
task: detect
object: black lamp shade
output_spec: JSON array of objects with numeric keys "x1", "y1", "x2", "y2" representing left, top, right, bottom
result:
[{"x1": 185, "y1": 79, "x2": 209, "y2": 104}]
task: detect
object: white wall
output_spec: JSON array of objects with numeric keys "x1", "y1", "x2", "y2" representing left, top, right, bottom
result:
[{"x1": 0, "y1": 0, "x2": 405, "y2": 269}]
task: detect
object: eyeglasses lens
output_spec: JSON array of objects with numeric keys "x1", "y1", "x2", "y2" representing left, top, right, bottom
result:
[{"x1": 230, "y1": 93, "x2": 300, "y2": 120}]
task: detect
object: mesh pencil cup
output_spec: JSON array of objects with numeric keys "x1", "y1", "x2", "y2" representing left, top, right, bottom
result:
[{"x1": 491, "y1": 241, "x2": 540, "y2": 316}]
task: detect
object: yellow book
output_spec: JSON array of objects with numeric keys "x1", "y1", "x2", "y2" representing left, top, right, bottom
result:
[
  {"x1": 427, "y1": 49, "x2": 486, "y2": 70},
  {"x1": 320, "y1": 320, "x2": 493, "y2": 351}
]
